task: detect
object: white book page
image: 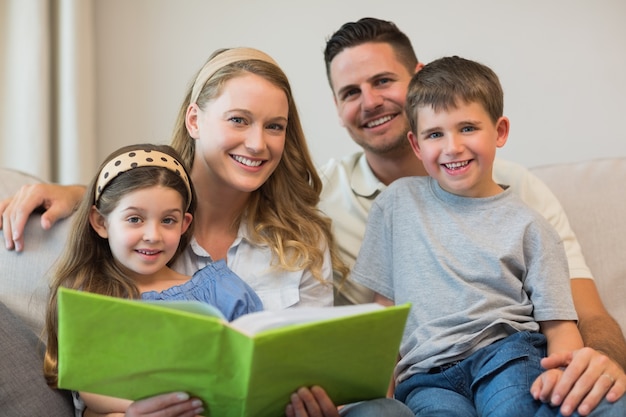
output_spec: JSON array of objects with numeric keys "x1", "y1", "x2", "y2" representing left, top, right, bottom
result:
[
  {"x1": 230, "y1": 302, "x2": 384, "y2": 335},
  {"x1": 143, "y1": 299, "x2": 227, "y2": 321}
]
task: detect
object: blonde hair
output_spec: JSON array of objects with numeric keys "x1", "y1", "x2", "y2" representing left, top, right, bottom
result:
[
  {"x1": 43, "y1": 143, "x2": 195, "y2": 387},
  {"x1": 171, "y1": 48, "x2": 349, "y2": 285}
]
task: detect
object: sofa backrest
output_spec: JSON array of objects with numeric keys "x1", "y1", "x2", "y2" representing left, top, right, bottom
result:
[
  {"x1": 1, "y1": 160, "x2": 625, "y2": 337},
  {"x1": 0, "y1": 169, "x2": 72, "y2": 334},
  {"x1": 531, "y1": 157, "x2": 626, "y2": 336}
]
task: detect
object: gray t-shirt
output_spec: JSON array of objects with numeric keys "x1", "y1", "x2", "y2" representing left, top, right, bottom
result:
[{"x1": 352, "y1": 176, "x2": 577, "y2": 383}]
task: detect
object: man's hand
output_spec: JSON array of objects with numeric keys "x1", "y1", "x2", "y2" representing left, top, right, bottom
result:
[
  {"x1": 285, "y1": 386, "x2": 341, "y2": 417},
  {"x1": 535, "y1": 348, "x2": 625, "y2": 416},
  {"x1": 0, "y1": 183, "x2": 85, "y2": 251}
]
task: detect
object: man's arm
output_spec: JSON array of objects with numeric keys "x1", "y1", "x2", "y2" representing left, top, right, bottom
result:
[
  {"x1": 572, "y1": 279, "x2": 626, "y2": 369},
  {"x1": 541, "y1": 279, "x2": 626, "y2": 416}
]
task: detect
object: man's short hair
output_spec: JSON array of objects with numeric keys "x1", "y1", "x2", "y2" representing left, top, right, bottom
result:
[{"x1": 324, "y1": 17, "x2": 418, "y2": 89}]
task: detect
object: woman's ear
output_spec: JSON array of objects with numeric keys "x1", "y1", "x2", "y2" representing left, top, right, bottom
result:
[
  {"x1": 185, "y1": 104, "x2": 200, "y2": 139},
  {"x1": 89, "y1": 206, "x2": 109, "y2": 238}
]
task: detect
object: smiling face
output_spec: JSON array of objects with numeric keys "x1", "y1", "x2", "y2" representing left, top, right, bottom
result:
[
  {"x1": 89, "y1": 185, "x2": 192, "y2": 281},
  {"x1": 186, "y1": 73, "x2": 288, "y2": 195},
  {"x1": 407, "y1": 101, "x2": 509, "y2": 198},
  {"x1": 329, "y1": 42, "x2": 417, "y2": 157}
]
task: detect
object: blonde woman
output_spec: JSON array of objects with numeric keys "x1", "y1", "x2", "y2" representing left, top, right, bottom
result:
[{"x1": 2, "y1": 48, "x2": 413, "y2": 416}]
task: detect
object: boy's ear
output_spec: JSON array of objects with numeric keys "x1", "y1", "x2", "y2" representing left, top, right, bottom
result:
[
  {"x1": 495, "y1": 116, "x2": 510, "y2": 148},
  {"x1": 407, "y1": 131, "x2": 423, "y2": 160},
  {"x1": 185, "y1": 103, "x2": 200, "y2": 139},
  {"x1": 89, "y1": 206, "x2": 109, "y2": 238}
]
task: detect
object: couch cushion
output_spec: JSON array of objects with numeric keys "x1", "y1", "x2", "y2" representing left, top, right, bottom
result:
[
  {"x1": 0, "y1": 168, "x2": 72, "y2": 335},
  {"x1": 0, "y1": 300, "x2": 74, "y2": 416},
  {"x1": 531, "y1": 158, "x2": 626, "y2": 336}
]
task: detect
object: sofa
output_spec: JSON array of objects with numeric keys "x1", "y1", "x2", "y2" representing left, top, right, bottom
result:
[{"x1": 1, "y1": 157, "x2": 625, "y2": 415}]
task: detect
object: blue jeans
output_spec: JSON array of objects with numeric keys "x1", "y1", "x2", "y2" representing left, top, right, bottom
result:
[
  {"x1": 395, "y1": 331, "x2": 626, "y2": 416},
  {"x1": 339, "y1": 398, "x2": 414, "y2": 417}
]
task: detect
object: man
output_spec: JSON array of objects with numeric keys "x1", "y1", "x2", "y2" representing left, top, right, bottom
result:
[{"x1": 316, "y1": 17, "x2": 626, "y2": 417}]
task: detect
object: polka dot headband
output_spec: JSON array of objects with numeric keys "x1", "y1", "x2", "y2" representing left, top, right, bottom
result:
[
  {"x1": 95, "y1": 149, "x2": 192, "y2": 210},
  {"x1": 190, "y1": 47, "x2": 279, "y2": 104}
]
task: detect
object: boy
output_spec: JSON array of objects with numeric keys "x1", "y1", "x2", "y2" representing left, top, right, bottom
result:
[{"x1": 351, "y1": 56, "x2": 587, "y2": 416}]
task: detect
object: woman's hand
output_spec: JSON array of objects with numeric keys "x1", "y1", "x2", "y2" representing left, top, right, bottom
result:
[
  {"x1": 285, "y1": 386, "x2": 341, "y2": 417},
  {"x1": 0, "y1": 183, "x2": 85, "y2": 251}
]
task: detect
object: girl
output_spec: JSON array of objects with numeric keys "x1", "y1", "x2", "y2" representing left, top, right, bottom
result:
[{"x1": 43, "y1": 143, "x2": 263, "y2": 416}]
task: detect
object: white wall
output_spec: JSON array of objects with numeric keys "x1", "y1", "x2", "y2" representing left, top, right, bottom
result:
[{"x1": 94, "y1": 0, "x2": 626, "y2": 170}]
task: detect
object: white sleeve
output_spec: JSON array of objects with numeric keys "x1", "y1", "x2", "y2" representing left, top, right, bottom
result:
[{"x1": 493, "y1": 158, "x2": 593, "y2": 280}]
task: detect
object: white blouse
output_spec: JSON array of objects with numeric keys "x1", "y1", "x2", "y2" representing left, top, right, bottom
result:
[{"x1": 171, "y1": 220, "x2": 334, "y2": 311}]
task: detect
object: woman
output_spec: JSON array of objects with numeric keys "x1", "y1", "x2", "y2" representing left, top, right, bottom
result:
[{"x1": 2, "y1": 48, "x2": 411, "y2": 417}]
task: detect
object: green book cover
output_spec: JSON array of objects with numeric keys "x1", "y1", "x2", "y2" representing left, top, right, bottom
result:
[{"x1": 56, "y1": 287, "x2": 410, "y2": 417}]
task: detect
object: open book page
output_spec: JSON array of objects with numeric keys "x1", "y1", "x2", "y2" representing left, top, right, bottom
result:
[
  {"x1": 143, "y1": 299, "x2": 227, "y2": 320},
  {"x1": 230, "y1": 302, "x2": 385, "y2": 335}
]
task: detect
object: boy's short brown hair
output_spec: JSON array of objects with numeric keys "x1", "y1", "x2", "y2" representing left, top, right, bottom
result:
[{"x1": 405, "y1": 56, "x2": 503, "y2": 134}]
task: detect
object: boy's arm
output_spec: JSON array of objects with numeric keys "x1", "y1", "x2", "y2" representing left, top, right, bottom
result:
[
  {"x1": 530, "y1": 321, "x2": 584, "y2": 411},
  {"x1": 540, "y1": 320, "x2": 584, "y2": 355}
]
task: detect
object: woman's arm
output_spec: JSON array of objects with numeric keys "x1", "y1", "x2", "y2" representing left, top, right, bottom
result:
[{"x1": 0, "y1": 183, "x2": 85, "y2": 251}]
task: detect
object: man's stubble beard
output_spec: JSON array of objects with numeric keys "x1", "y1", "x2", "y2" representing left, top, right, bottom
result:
[{"x1": 357, "y1": 127, "x2": 412, "y2": 158}]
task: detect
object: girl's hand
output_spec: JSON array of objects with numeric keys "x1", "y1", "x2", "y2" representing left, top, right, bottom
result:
[
  {"x1": 84, "y1": 392, "x2": 204, "y2": 417},
  {"x1": 124, "y1": 392, "x2": 204, "y2": 417}
]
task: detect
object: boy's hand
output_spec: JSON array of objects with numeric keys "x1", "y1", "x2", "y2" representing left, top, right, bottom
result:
[{"x1": 531, "y1": 367, "x2": 565, "y2": 407}]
